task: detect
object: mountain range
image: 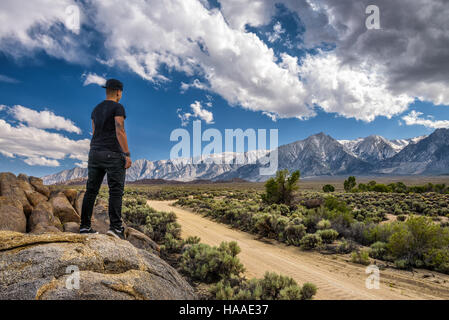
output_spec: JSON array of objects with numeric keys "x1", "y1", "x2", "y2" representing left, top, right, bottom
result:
[{"x1": 42, "y1": 129, "x2": 449, "y2": 185}]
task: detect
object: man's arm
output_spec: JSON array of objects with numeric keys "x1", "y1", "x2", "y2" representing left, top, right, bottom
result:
[
  {"x1": 114, "y1": 116, "x2": 132, "y2": 169},
  {"x1": 92, "y1": 120, "x2": 95, "y2": 135}
]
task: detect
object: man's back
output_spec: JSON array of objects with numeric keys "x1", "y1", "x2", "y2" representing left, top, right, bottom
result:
[{"x1": 91, "y1": 100, "x2": 126, "y2": 153}]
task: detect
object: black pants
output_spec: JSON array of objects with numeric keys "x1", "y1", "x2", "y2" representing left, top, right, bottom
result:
[{"x1": 80, "y1": 149, "x2": 126, "y2": 230}]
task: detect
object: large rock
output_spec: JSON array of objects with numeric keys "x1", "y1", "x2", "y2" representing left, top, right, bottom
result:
[
  {"x1": 0, "y1": 197, "x2": 26, "y2": 233},
  {"x1": 50, "y1": 192, "x2": 80, "y2": 224},
  {"x1": 29, "y1": 177, "x2": 50, "y2": 198},
  {"x1": 28, "y1": 201, "x2": 63, "y2": 233},
  {"x1": 0, "y1": 173, "x2": 32, "y2": 217},
  {"x1": 63, "y1": 189, "x2": 78, "y2": 205},
  {"x1": 63, "y1": 222, "x2": 80, "y2": 233},
  {"x1": 125, "y1": 227, "x2": 160, "y2": 255},
  {"x1": 0, "y1": 231, "x2": 196, "y2": 300},
  {"x1": 25, "y1": 190, "x2": 48, "y2": 207},
  {"x1": 74, "y1": 191, "x2": 85, "y2": 215},
  {"x1": 17, "y1": 174, "x2": 34, "y2": 193},
  {"x1": 91, "y1": 198, "x2": 110, "y2": 233}
]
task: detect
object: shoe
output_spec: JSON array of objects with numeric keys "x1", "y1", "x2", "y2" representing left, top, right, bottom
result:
[
  {"x1": 79, "y1": 227, "x2": 99, "y2": 234},
  {"x1": 107, "y1": 227, "x2": 125, "y2": 240}
]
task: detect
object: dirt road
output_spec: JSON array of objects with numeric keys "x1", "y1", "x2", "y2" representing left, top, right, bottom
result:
[{"x1": 148, "y1": 200, "x2": 449, "y2": 300}]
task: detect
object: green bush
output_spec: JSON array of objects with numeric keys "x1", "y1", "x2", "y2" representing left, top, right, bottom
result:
[
  {"x1": 300, "y1": 283, "x2": 318, "y2": 300},
  {"x1": 317, "y1": 229, "x2": 339, "y2": 244},
  {"x1": 181, "y1": 242, "x2": 245, "y2": 283},
  {"x1": 300, "y1": 233, "x2": 323, "y2": 250},
  {"x1": 387, "y1": 216, "x2": 449, "y2": 268},
  {"x1": 262, "y1": 170, "x2": 300, "y2": 206},
  {"x1": 323, "y1": 184, "x2": 335, "y2": 193},
  {"x1": 369, "y1": 241, "x2": 387, "y2": 260},
  {"x1": 210, "y1": 272, "x2": 317, "y2": 300},
  {"x1": 344, "y1": 176, "x2": 356, "y2": 192},
  {"x1": 317, "y1": 219, "x2": 331, "y2": 230},
  {"x1": 284, "y1": 222, "x2": 306, "y2": 246},
  {"x1": 351, "y1": 249, "x2": 371, "y2": 265}
]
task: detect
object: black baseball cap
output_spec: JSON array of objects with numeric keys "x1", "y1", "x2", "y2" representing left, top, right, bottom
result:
[{"x1": 102, "y1": 79, "x2": 123, "y2": 91}]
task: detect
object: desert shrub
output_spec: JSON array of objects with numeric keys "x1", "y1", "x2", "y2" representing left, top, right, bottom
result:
[
  {"x1": 351, "y1": 249, "x2": 371, "y2": 265},
  {"x1": 284, "y1": 222, "x2": 307, "y2": 246},
  {"x1": 387, "y1": 216, "x2": 449, "y2": 269},
  {"x1": 300, "y1": 283, "x2": 318, "y2": 300},
  {"x1": 210, "y1": 272, "x2": 317, "y2": 300},
  {"x1": 337, "y1": 239, "x2": 357, "y2": 254},
  {"x1": 394, "y1": 259, "x2": 409, "y2": 270},
  {"x1": 397, "y1": 214, "x2": 407, "y2": 221},
  {"x1": 180, "y1": 241, "x2": 245, "y2": 283},
  {"x1": 317, "y1": 229, "x2": 339, "y2": 244},
  {"x1": 317, "y1": 219, "x2": 331, "y2": 230},
  {"x1": 144, "y1": 210, "x2": 181, "y2": 243},
  {"x1": 300, "y1": 233, "x2": 323, "y2": 250},
  {"x1": 262, "y1": 170, "x2": 300, "y2": 206},
  {"x1": 424, "y1": 248, "x2": 449, "y2": 273},
  {"x1": 369, "y1": 241, "x2": 387, "y2": 260},
  {"x1": 323, "y1": 184, "x2": 335, "y2": 193}
]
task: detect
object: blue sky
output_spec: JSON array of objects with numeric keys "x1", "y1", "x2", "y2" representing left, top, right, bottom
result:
[{"x1": 0, "y1": 0, "x2": 448, "y2": 177}]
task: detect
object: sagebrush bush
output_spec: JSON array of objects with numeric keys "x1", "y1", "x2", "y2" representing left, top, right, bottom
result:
[
  {"x1": 210, "y1": 272, "x2": 317, "y2": 300},
  {"x1": 351, "y1": 249, "x2": 371, "y2": 265},
  {"x1": 369, "y1": 241, "x2": 387, "y2": 260},
  {"x1": 300, "y1": 233, "x2": 322, "y2": 250},
  {"x1": 181, "y1": 242, "x2": 245, "y2": 283},
  {"x1": 317, "y1": 229, "x2": 339, "y2": 244}
]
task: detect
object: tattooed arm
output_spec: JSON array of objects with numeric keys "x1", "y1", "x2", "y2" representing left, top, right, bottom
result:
[{"x1": 114, "y1": 116, "x2": 132, "y2": 169}]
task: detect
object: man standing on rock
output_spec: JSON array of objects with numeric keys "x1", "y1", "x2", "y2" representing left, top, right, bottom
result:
[{"x1": 79, "y1": 79, "x2": 132, "y2": 239}]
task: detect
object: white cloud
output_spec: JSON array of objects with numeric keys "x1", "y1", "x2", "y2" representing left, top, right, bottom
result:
[
  {"x1": 177, "y1": 108, "x2": 192, "y2": 127},
  {"x1": 0, "y1": 106, "x2": 89, "y2": 167},
  {"x1": 190, "y1": 101, "x2": 214, "y2": 124},
  {"x1": 177, "y1": 100, "x2": 214, "y2": 126},
  {"x1": 24, "y1": 157, "x2": 60, "y2": 167},
  {"x1": 1, "y1": 0, "x2": 447, "y2": 124},
  {"x1": 266, "y1": 22, "x2": 285, "y2": 43},
  {"x1": 298, "y1": 52, "x2": 414, "y2": 121},
  {"x1": 402, "y1": 111, "x2": 449, "y2": 129},
  {"x1": 0, "y1": 74, "x2": 19, "y2": 84},
  {"x1": 82, "y1": 72, "x2": 107, "y2": 87},
  {"x1": 9, "y1": 105, "x2": 82, "y2": 134},
  {"x1": 0, "y1": 0, "x2": 85, "y2": 62}
]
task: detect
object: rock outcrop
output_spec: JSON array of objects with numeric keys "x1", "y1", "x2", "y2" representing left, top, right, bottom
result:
[
  {"x1": 0, "y1": 196, "x2": 26, "y2": 233},
  {"x1": 50, "y1": 192, "x2": 81, "y2": 224},
  {"x1": 0, "y1": 172, "x2": 195, "y2": 300},
  {"x1": 0, "y1": 231, "x2": 196, "y2": 300}
]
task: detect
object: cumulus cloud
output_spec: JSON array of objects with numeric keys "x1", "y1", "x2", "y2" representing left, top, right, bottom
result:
[
  {"x1": 190, "y1": 101, "x2": 214, "y2": 124},
  {"x1": 9, "y1": 105, "x2": 81, "y2": 134},
  {"x1": 177, "y1": 101, "x2": 214, "y2": 126},
  {"x1": 0, "y1": 106, "x2": 89, "y2": 167},
  {"x1": 402, "y1": 111, "x2": 449, "y2": 129},
  {"x1": 24, "y1": 157, "x2": 60, "y2": 167},
  {"x1": 82, "y1": 72, "x2": 106, "y2": 87},
  {"x1": 267, "y1": 22, "x2": 286, "y2": 43},
  {"x1": 0, "y1": 0, "x2": 87, "y2": 62},
  {"x1": 1, "y1": 0, "x2": 448, "y2": 123}
]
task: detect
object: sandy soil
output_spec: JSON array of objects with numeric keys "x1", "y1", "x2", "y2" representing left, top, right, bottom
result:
[{"x1": 148, "y1": 200, "x2": 449, "y2": 300}]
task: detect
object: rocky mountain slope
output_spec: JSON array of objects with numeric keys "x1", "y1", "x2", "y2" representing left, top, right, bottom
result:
[{"x1": 42, "y1": 129, "x2": 448, "y2": 184}]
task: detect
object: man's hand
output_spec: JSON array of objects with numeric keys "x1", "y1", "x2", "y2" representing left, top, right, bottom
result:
[{"x1": 125, "y1": 156, "x2": 132, "y2": 169}]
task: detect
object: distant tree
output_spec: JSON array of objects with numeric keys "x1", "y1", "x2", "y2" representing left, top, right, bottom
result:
[
  {"x1": 322, "y1": 184, "x2": 335, "y2": 193},
  {"x1": 262, "y1": 170, "x2": 300, "y2": 206},
  {"x1": 344, "y1": 176, "x2": 356, "y2": 192}
]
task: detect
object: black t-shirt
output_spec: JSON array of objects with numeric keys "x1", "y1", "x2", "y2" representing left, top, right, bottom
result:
[{"x1": 90, "y1": 100, "x2": 126, "y2": 153}]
